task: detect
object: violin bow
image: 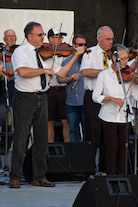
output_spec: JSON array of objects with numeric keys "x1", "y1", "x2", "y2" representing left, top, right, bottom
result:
[
  {"x1": 51, "y1": 23, "x2": 62, "y2": 69},
  {"x1": 118, "y1": 68, "x2": 138, "y2": 112},
  {"x1": 48, "y1": 23, "x2": 62, "y2": 85},
  {"x1": 22, "y1": 37, "x2": 26, "y2": 45},
  {"x1": 121, "y1": 27, "x2": 127, "y2": 45}
]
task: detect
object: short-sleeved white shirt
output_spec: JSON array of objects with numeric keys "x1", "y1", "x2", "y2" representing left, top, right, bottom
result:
[
  {"x1": 92, "y1": 66, "x2": 138, "y2": 123},
  {"x1": 80, "y1": 44, "x2": 112, "y2": 91},
  {"x1": 11, "y1": 41, "x2": 61, "y2": 92}
]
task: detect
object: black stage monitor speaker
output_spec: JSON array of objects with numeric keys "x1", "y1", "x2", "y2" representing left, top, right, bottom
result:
[
  {"x1": 73, "y1": 175, "x2": 138, "y2": 207},
  {"x1": 23, "y1": 141, "x2": 95, "y2": 182}
]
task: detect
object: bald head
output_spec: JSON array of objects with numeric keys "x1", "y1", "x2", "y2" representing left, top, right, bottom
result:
[{"x1": 97, "y1": 26, "x2": 114, "y2": 51}]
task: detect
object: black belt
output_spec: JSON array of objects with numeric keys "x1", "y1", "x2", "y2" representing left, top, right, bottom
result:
[
  {"x1": 16, "y1": 89, "x2": 47, "y2": 95},
  {"x1": 27, "y1": 91, "x2": 47, "y2": 95},
  {"x1": 50, "y1": 86, "x2": 66, "y2": 90}
]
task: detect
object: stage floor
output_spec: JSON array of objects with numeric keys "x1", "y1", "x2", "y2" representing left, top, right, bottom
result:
[
  {"x1": 0, "y1": 151, "x2": 93, "y2": 207},
  {"x1": 0, "y1": 173, "x2": 84, "y2": 207}
]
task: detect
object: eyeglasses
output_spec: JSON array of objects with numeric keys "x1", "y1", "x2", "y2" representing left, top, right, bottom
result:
[
  {"x1": 30, "y1": 33, "x2": 46, "y2": 37},
  {"x1": 120, "y1": 57, "x2": 129, "y2": 61},
  {"x1": 75, "y1": 43, "x2": 87, "y2": 46},
  {"x1": 105, "y1": 38, "x2": 115, "y2": 42}
]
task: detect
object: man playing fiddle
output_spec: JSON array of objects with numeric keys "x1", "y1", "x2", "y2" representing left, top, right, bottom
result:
[
  {"x1": 0, "y1": 29, "x2": 17, "y2": 155},
  {"x1": 9, "y1": 21, "x2": 84, "y2": 188},
  {"x1": 47, "y1": 27, "x2": 70, "y2": 143},
  {"x1": 0, "y1": 29, "x2": 16, "y2": 104}
]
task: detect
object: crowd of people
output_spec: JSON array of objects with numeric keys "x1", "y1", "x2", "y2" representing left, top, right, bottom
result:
[{"x1": 0, "y1": 22, "x2": 138, "y2": 188}]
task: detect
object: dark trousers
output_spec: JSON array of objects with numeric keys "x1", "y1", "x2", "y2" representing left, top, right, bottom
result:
[
  {"x1": 103, "y1": 121, "x2": 130, "y2": 175},
  {"x1": 84, "y1": 90, "x2": 106, "y2": 171},
  {"x1": 0, "y1": 80, "x2": 15, "y2": 150},
  {"x1": 10, "y1": 90, "x2": 48, "y2": 181}
]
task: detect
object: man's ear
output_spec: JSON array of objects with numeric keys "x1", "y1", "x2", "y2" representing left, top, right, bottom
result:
[
  {"x1": 72, "y1": 43, "x2": 75, "y2": 48},
  {"x1": 97, "y1": 36, "x2": 102, "y2": 43},
  {"x1": 3, "y1": 37, "x2": 6, "y2": 43},
  {"x1": 28, "y1": 34, "x2": 32, "y2": 41},
  {"x1": 49, "y1": 36, "x2": 52, "y2": 43}
]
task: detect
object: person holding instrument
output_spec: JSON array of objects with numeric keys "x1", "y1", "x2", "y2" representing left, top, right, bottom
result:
[
  {"x1": 0, "y1": 29, "x2": 17, "y2": 104},
  {"x1": 92, "y1": 44, "x2": 138, "y2": 175},
  {"x1": 80, "y1": 26, "x2": 114, "y2": 172},
  {"x1": 0, "y1": 29, "x2": 17, "y2": 155},
  {"x1": 9, "y1": 21, "x2": 84, "y2": 188},
  {"x1": 58, "y1": 34, "x2": 87, "y2": 142},
  {"x1": 47, "y1": 27, "x2": 70, "y2": 143}
]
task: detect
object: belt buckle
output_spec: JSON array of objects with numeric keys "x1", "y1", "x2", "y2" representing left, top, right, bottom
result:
[{"x1": 34, "y1": 91, "x2": 40, "y2": 95}]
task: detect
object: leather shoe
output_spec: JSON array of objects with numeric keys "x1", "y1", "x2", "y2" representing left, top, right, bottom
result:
[
  {"x1": 9, "y1": 180, "x2": 20, "y2": 188},
  {"x1": 32, "y1": 178, "x2": 55, "y2": 187}
]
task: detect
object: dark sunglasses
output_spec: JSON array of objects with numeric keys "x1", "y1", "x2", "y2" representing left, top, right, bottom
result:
[
  {"x1": 30, "y1": 33, "x2": 46, "y2": 37},
  {"x1": 75, "y1": 43, "x2": 87, "y2": 46}
]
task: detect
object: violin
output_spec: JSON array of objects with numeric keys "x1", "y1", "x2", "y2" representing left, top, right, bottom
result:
[
  {"x1": 38, "y1": 43, "x2": 91, "y2": 60},
  {"x1": 9, "y1": 44, "x2": 20, "y2": 53},
  {"x1": 106, "y1": 50, "x2": 112, "y2": 59},
  {"x1": 127, "y1": 47, "x2": 138, "y2": 60},
  {"x1": 0, "y1": 44, "x2": 19, "y2": 63},
  {"x1": 116, "y1": 65, "x2": 138, "y2": 84},
  {"x1": 2, "y1": 70, "x2": 14, "y2": 78},
  {"x1": 38, "y1": 43, "x2": 75, "y2": 60},
  {"x1": 106, "y1": 47, "x2": 138, "y2": 60},
  {"x1": 0, "y1": 52, "x2": 12, "y2": 63}
]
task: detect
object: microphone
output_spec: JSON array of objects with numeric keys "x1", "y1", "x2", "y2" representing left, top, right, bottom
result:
[
  {"x1": 111, "y1": 46, "x2": 120, "y2": 62},
  {"x1": 0, "y1": 42, "x2": 5, "y2": 50}
]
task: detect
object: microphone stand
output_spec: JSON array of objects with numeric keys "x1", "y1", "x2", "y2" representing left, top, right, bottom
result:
[
  {"x1": 115, "y1": 53, "x2": 134, "y2": 175},
  {"x1": 134, "y1": 101, "x2": 138, "y2": 175},
  {"x1": 134, "y1": 39, "x2": 138, "y2": 175},
  {"x1": 0, "y1": 44, "x2": 10, "y2": 172}
]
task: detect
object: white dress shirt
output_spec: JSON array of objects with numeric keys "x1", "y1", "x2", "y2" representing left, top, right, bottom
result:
[
  {"x1": 49, "y1": 55, "x2": 66, "y2": 87},
  {"x1": 80, "y1": 44, "x2": 112, "y2": 90},
  {"x1": 92, "y1": 66, "x2": 138, "y2": 123},
  {"x1": 11, "y1": 41, "x2": 61, "y2": 92}
]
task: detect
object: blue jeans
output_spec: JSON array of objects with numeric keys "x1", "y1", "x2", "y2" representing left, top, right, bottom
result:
[
  {"x1": 66, "y1": 104, "x2": 85, "y2": 142},
  {"x1": 10, "y1": 90, "x2": 48, "y2": 181}
]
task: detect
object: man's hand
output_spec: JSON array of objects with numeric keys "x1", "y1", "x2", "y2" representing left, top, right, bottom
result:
[
  {"x1": 74, "y1": 46, "x2": 85, "y2": 58},
  {"x1": 45, "y1": 68, "x2": 54, "y2": 79},
  {"x1": 71, "y1": 73, "x2": 80, "y2": 80}
]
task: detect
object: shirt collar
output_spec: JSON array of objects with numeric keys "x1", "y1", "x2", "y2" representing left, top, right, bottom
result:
[
  {"x1": 26, "y1": 41, "x2": 36, "y2": 51},
  {"x1": 97, "y1": 43, "x2": 104, "y2": 55},
  {"x1": 109, "y1": 66, "x2": 115, "y2": 74}
]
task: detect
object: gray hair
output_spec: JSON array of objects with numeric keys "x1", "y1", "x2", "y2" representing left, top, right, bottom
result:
[
  {"x1": 24, "y1": 21, "x2": 42, "y2": 39},
  {"x1": 97, "y1": 26, "x2": 113, "y2": 38},
  {"x1": 112, "y1": 44, "x2": 129, "y2": 53},
  {"x1": 4, "y1": 29, "x2": 16, "y2": 37},
  {"x1": 111, "y1": 44, "x2": 129, "y2": 61}
]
